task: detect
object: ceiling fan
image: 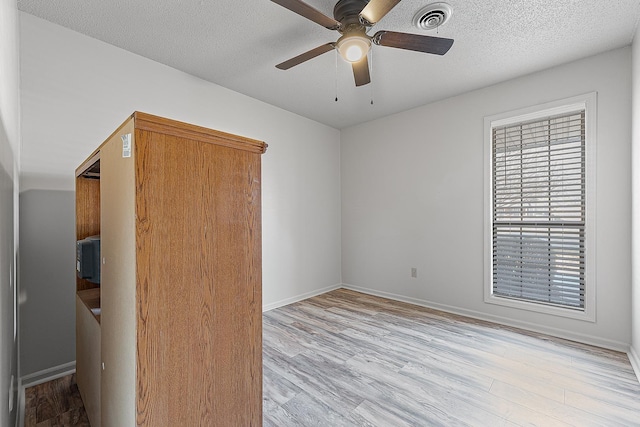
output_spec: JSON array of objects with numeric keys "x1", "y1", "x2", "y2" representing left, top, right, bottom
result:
[{"x1": 271, "y1": 0, "x2": 454, "y2": 86}]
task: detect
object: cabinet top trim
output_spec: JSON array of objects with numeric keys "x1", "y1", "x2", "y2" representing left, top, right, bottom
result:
[
  {"x1": 76, "y1": 112, "x2": 268, "y2": 176},
  {"x1": 133, "y1": 112, "x2": 268, "y2": 155}
]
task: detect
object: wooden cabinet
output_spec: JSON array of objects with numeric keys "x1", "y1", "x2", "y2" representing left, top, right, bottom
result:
[{"x1": 75, "y1": 112, "x2": 267, "y2": 426}]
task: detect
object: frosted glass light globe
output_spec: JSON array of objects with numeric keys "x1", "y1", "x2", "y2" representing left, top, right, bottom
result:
[{"x1": 337, "y1": 35, "x2": 371, "y2": 63}]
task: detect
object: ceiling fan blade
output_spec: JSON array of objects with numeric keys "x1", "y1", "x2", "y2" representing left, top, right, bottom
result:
[
  {"x1": 276, "y1": 43, "x2": 335, "y2": 70},
  {"x1": 271, "y1": 0, "x2": 341, "y2": 30},
  {"x1": 373, "y1": 31, "x2": 454, "y2": 55},
  {"x1": 352, "y1": 56, "x2": 371, "y2": 87},
  {"x1": 359, "y1": 0, "x2": 401, "y2": 25}
]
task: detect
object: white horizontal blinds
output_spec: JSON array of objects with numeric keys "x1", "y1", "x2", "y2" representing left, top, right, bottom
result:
[{"x1": 492, "y1": 110, "x2": 585, "y2": 309}]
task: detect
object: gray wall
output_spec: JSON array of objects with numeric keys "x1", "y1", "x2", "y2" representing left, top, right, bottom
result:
[
  {"x1": 1, "y1": 0, "x2": 20, "y2": 424},
  {"x1": 0, "y1": 159, "x2": 17, "y2": 426},
  {"x1": 19, "y1": 190, "x2": 76, "y2": 376},
  {"x1": 631, "y1": 20, "x2": 640, "y2": 372}
]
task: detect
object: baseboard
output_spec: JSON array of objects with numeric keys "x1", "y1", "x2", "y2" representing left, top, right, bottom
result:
[
  {"x1": 263, "y1": 283, "x2": 342, "y2": 312},
  {"x1": 341, "y1": 284, "x2": 630, "y2": 353},
  {"x1": 629, "y1": 346, "x2": 640, "y2": 383},
  {"x1": 20, "y1": 361, "x2": 76, "y2": 389}
]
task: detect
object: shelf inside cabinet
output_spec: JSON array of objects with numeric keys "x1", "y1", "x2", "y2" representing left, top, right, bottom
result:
[{"x1": 77, "y1": 288, "x2": 101, "y2": 324}]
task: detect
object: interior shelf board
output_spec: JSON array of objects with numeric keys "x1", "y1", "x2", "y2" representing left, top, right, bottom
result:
[{"x1": 77, "y1": 288, "x2": 101, "y2": 324}]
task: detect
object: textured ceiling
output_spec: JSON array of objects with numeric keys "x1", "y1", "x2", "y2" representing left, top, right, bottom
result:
[{"x1": 17, "y1": 0, "x2": 640, "y2": 129}]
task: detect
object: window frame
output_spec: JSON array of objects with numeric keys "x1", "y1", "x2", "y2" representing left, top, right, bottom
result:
[{"x1": 483, "y1": 93, "x2": 597, "y2": 322}]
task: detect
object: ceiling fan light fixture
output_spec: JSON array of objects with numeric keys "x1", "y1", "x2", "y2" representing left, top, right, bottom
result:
[{"x1": 336, "y1": 34, "x2": 371, "y2": 62}]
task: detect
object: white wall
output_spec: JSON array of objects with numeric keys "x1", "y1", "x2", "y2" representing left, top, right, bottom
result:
[
  {"x1": 19, "y1": 7, "x2": 638, "y2": 379},
  {"x1": 630, "y1": 24, "x2": 640, "y2": 375},
  {"x1": 0, "y1": 0, "x2": 20, "y2": 424},
  {"x1": 342, "y1": 47, "x2": 632, "y2": 351},
  {"x1": 19, "y1": 13, "x2": 341, "y2": 375}
]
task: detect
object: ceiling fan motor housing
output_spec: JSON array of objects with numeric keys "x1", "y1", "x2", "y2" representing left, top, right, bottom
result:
[{"x1": 334, "y1": 0, "x2": 370, "y2": 27}]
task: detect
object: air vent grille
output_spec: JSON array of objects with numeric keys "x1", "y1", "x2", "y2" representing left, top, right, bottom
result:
[{"x1": 413, "y1": 3, "x2": 452, "y2": 31}]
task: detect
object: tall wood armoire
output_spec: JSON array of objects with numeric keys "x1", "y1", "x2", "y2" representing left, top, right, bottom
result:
[{"x1": 75, "y1": 112, "x2": 267, "y2": 426}]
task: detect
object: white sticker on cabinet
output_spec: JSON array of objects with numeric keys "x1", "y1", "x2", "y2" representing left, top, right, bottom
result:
[{"x1": 121, "y1": 133, "x2": 132, "y2": 158}]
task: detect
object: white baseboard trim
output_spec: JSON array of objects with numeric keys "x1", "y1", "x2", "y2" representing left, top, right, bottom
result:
[
  {"x1": 20, "y1": 361, "x2": 77, "y2": 389},
  {"x1": 263, "y1": 283, "x2": 342, "y2": 312},
  {"x1": 629, "y1": 346, "x2": 640, "y2": 383},
  {"x1": 341, "y1": 284, "x2": 630, "y2": 353}
]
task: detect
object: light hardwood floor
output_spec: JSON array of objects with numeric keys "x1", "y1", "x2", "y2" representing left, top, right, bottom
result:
[
  {"x1": 263, "y1": 289, "x2": 640, "y2": 426},
  {"x1": 25, "y1": 288, "x2": 640, "y2": 426}
]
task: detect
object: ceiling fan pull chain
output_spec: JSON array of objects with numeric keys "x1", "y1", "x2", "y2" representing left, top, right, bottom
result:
[
  {"x1": 335, "y1": 51, "x2": 339, "y2": 102},
  {"x1": 370, "y1": 50, "x2": 374, "y2": 105}
]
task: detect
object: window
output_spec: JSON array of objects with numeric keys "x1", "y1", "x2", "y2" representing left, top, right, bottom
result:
[{"x1": 484, "y1": 94, "x2": 596, "y2": 321}]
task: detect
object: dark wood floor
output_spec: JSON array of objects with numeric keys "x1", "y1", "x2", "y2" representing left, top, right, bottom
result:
[
  {"x1": 25, "y1": 289, "x2": 640, "y2": 426},
  {"x1": 24, "y1": 373, "x2": 89, "y2": 426}
]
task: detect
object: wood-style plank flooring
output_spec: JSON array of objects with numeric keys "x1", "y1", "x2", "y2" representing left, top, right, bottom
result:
[
  {"x1": 25, "y1": 289, "x2": 640, "y2": 426},
  {"x1": 263, "y1": 289, "x2": 640, "y2": 426}
]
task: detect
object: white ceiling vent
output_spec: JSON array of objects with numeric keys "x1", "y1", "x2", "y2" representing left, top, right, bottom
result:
[{"x1": 413, "y1": 2, "x2": 453, "y2": 31}]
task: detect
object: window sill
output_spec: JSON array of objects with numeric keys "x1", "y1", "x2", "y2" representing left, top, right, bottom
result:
[{"x1": 484, "y1": 293, "x2": 595, "y2": 322}]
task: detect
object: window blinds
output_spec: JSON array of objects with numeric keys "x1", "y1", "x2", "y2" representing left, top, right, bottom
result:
[{"x1": 492, "y1": 110, "x2": 585, "y2": 309}]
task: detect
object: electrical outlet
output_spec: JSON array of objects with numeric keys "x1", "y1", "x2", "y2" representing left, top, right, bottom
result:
[{"x1": 411, "y1": 268, "x2": 417, "y2": 278}]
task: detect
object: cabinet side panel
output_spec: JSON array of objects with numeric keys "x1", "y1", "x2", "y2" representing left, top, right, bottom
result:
[
  {"x1": 100, "y1": 118, "x2": 137, "y2": 426},
  {"x1": 135, "y1": 130, "x2": 263, "y2": 426},
  {"x1": 76, "y1": 295, "x2": 101, "y2": 427},
  {"x1": 76, "y1": 177, "x2": 100, "y2": 291}
]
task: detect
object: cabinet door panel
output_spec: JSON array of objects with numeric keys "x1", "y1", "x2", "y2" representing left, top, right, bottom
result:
[{"x1": 76, "y1": 296, "x2": 101, "y2": 427}]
